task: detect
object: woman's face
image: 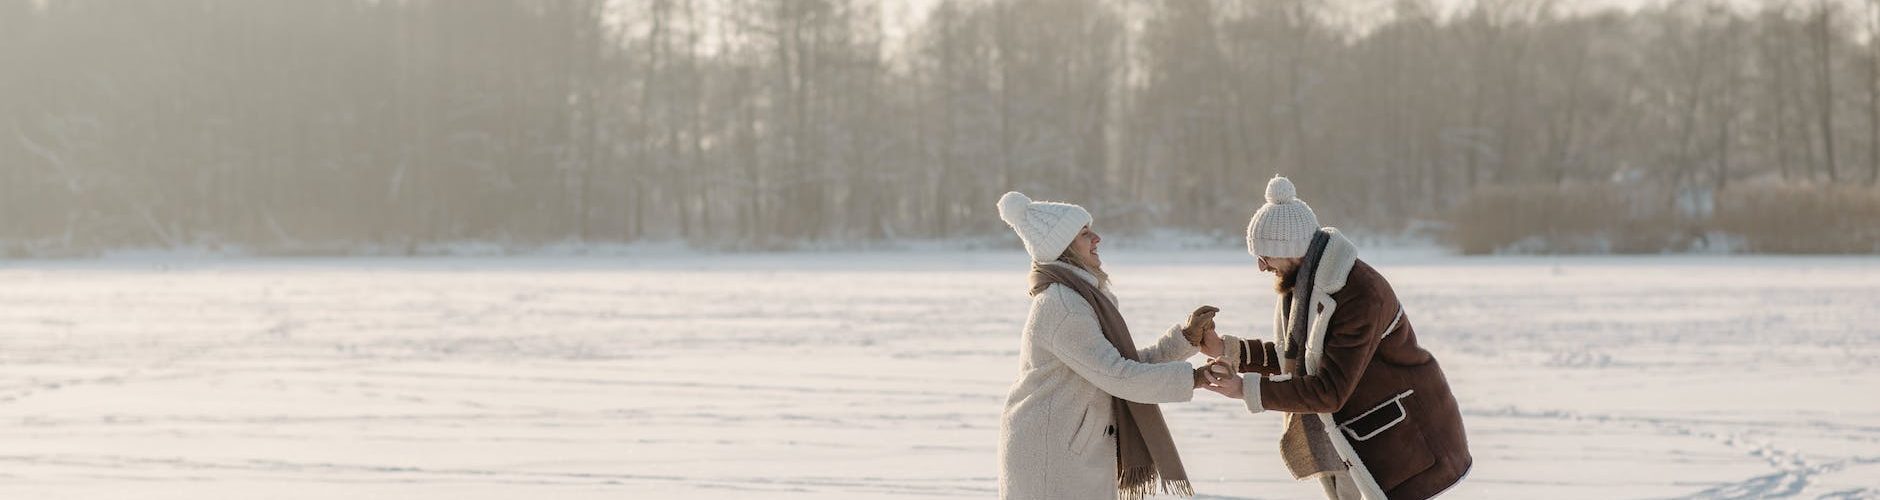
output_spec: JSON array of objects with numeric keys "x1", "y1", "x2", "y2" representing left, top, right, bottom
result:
[{"x1": 1068, "y1": 225, "x2": 1101, "y2": 269}]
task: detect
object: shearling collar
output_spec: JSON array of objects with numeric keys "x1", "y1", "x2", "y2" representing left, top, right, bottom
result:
[{"x1": 1310, "y1": 228, "x2": 1360, "y2": 295}]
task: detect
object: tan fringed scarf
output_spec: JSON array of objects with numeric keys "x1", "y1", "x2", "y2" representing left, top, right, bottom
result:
[
  {"x1": 1030, "y1": 263, "x2": 1193, "y2": 500},
  {"x1": 1277, "y1": 230, "x2": 1349, "y2": 480}
]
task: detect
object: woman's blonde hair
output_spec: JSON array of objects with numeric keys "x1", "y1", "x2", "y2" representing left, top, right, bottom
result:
[{"x1": 1056, "y1": 247, "x2": 1110, "y2": 288}]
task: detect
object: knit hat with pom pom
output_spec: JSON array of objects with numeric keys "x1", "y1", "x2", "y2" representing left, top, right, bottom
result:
[
  {"x1": 1246, "y1": 176, "x2": 1321, "y2": 258},
  {"x1": 996, "y1": 191, "x2": 1093, "y2": 263}
]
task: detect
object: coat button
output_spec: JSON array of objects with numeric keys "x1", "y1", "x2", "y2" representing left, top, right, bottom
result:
[{"x1": 1105, "y1": 425, "x2": 1115, "y2": 436}]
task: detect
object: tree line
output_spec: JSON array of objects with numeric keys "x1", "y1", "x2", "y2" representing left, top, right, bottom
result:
[{"x1": 1, "y1": 0, "x2": 1876, "y2": 255}]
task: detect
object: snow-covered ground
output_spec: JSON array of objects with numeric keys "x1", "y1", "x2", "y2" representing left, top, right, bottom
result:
[{"x1": 2, "y1": 250, "x2": 1877, "y2": 499}]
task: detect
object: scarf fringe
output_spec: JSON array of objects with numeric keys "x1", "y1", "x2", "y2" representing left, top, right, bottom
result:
[
  {"x1": 1162, "y1": 479, "x2": 1194, "y2": 497},
  {"x1": 1117, "y1": 468, "x2": 1193, "y2": 500}
]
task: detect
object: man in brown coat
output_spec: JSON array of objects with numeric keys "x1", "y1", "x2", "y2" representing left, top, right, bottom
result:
[{"x1": 1199, "y1": 176, "x2": 1471, "y2": 500}]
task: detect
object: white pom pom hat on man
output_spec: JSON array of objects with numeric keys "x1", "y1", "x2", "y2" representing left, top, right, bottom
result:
[
  {"x1": 1246, "y1": 176, "x2": 1321, "y2": 258},
  {"x1": 997, "y1": 191, "x2": 1093, "y2": 263}
]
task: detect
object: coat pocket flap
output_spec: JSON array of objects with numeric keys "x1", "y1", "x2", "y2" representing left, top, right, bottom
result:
[{"x1": 1339, "y1": 389, "x2": 1414, "y2": 441}]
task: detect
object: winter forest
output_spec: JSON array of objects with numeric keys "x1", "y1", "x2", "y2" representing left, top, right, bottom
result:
[
  {"x1": 6, "y1": 3, "x2": 1880, "y2": 498},
  {"x1": 3, "y1": 0, "x2": 1879, "y2": 256}
]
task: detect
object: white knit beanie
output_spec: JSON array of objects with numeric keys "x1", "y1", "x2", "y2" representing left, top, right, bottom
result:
[
  {"x1": 997, "y1": 191, "x2": 1093, "y2": 263},
  {"x1": 1247, "y1": 176, "x2": 1321, "y2": 258}
]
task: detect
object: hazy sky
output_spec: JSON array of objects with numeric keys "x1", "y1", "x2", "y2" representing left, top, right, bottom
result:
[
  {"x1": 872, "y1": 0, "x2": 1752, "y2": 54},
  {"x1": 623, "y1": 0, "x2": 1814, "y2": 61}
]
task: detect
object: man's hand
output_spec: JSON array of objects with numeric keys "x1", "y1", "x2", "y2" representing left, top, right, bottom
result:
[
  {"x1": 1182, "y1": 305, "x2": 1222, "y2": 357},
  {"x1": 1202, "y1": 361, "x2": 1244, "y2": 399},
  {"x1": 1199, "y1": 329, "x2": 1225, "y2": 359}
]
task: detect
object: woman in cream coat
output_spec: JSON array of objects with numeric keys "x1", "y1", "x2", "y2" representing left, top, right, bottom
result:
[{"x1": 995, "y1": 191, "x2": 1224, "y2": 500}]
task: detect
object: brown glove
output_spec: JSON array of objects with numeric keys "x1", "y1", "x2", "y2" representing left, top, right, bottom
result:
[{"x1": 1181, "y1": 305, "x2": 1220, "y2": 346}]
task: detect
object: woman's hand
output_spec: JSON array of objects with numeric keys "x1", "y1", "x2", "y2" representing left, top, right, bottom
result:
[{"x1": 1182, "y1": 305, "x2": 1222, "y2": 357}]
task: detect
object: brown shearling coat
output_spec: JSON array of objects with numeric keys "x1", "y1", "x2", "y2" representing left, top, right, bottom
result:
[{"x1": 1233, "y1": 232, "x2": 1471, "y2": 500}]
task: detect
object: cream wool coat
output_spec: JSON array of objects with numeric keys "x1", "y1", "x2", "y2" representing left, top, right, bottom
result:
[{"x1": 998, "y1": 261, "x2": 1199, "y2": 500}]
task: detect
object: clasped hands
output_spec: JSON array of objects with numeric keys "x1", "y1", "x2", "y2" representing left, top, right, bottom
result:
[{"x1": 1182, "y1": 305, "x2": 1245, "y2": 399}]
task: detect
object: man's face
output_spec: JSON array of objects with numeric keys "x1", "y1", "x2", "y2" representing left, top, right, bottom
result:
[
  {"x1": 1258, "y1": 256, "x2": 1303, "y2": 293},
  {"x1": 1258, "y1": 256, "x2": 1301, "y2": 276}
]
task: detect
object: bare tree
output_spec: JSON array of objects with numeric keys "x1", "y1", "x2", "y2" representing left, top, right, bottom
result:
[
  {"x1": 1814, "y1": 0, "x2": 1839, "y2": 182},
  {"x1": 1870, "y1": 0, "x2": 1880, "y2": 185}
]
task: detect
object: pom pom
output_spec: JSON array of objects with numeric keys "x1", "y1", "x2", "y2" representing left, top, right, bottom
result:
[
  {"x1": 997, "y1": 191, "x2": 1031, "y2": 225},
  {"x1": 1265, "y1": 176, "x2": 1297, "y2": 204}
]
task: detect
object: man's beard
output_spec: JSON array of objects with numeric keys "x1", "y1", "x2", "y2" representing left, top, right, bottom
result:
[{"x1": 1273, "y1": 266, "x2": 1300, "y2": 294}]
